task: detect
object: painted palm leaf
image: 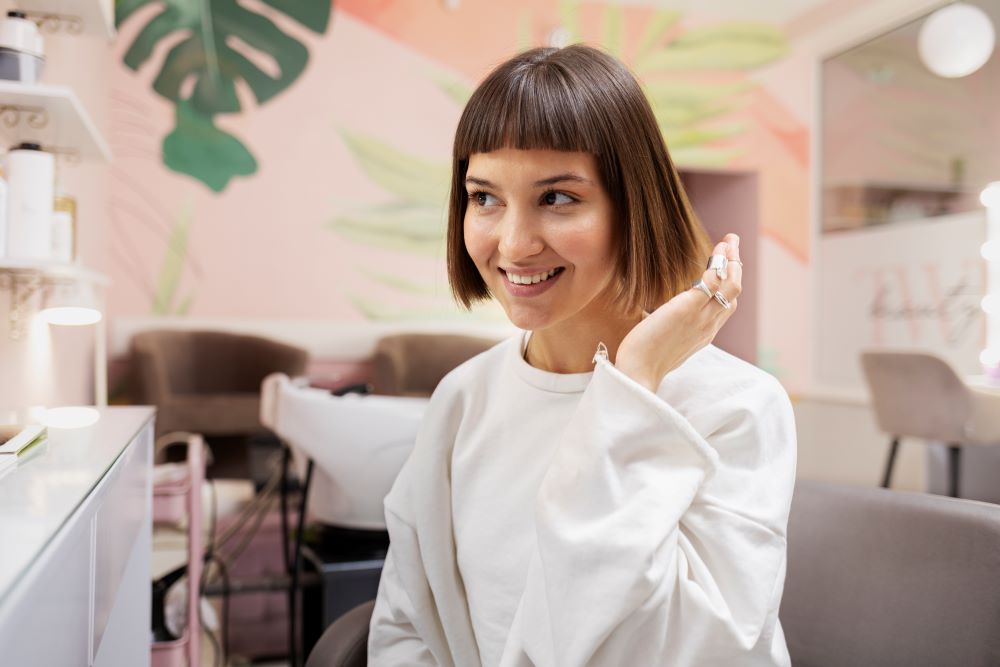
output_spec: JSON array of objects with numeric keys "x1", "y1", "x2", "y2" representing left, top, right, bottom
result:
[
  {"x1": 152, "y1": 207, "x2": 196, "y2": 316},
  {"x1": 329, "y1": 203, "x2": 447, "y2": 257},
  {"x1": 636, "y1": 23, "x2": 788, "y2": 73},
  {"x1": 339, "y1": 131, "x2": 451, "y2": 207}
]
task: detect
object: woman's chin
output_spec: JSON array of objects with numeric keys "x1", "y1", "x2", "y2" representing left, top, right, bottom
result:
[{"x1": 500, "y1": 302, "x2": 555, "y2": 332}]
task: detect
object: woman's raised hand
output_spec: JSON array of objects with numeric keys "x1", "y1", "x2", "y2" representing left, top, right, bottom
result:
[{"x1": 614, "y1": 233, "x2": 742, "y2": 392}]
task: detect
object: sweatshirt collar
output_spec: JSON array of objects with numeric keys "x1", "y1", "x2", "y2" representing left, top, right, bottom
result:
[{"x1": 509, "y1": 331, "x2": 593, "y2": 394}]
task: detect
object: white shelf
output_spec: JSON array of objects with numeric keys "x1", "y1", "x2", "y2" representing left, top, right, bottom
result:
[
  {"x1": 0, "y1": 81, "x2": 110, "y2": 161},
  {"x1": 14, "y1": 0, "x2": 115, "y2": 40},
  {"x1": 0, "y1": 257, "x2": 108, "y2": 285}
]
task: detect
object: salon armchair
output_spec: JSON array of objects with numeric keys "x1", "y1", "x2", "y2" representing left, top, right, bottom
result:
[
  {"x1": 372, "y1": 333, "x2": 498, "y2": 396},
  {"x1": 860, "y1": 350, "x2": 1000, "y2": 496},
  {"x1": 780, "y1": 480, "x2": 1000, "y2": 666},
  {"x1": 304, "y1": 480, "x2": 1000, "y2": 667},
  {"x1": 131, "y1": 329, "x2": 309, "y2": 439}
]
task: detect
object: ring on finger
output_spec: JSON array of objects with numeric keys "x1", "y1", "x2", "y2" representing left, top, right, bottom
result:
[
  {"x1": 691, "y1": 279, "x2": 712, "y2": 299},
  {"x1": 707, "y1": 254, "x2": 728, "y2": 280},
  {"x1": 714, "y1": 290, "x2": 732, "y2": 310}
]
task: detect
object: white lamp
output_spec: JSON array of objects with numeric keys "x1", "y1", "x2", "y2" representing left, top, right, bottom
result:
[
  {"x1": 979, "y1": 181, "x2": 1000, "y2": 381},
  {"x1": 39, "y1": 282, "x2": 101, "y2": 326},
  {"x1": 919, "y1": 2, "x2": 995, "y2": 78}
]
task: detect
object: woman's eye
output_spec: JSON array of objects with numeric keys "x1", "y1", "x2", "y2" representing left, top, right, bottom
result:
[
  {"x1": 470, "y1": 191, "x2": 499, "y2": 207},
  {"x1": 542, "y1": 191, "x2": 575, "y2": 206}
]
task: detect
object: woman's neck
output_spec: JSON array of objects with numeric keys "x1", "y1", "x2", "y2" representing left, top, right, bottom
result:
[{"x1": 525, "y1": 310, "x2": 643, "y2": 374}]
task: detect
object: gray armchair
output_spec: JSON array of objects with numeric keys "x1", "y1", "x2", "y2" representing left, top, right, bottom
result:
[
  {"x1": 306, "y1": 481, "x2": 1000, "y2": 666},
  {"x1": 780, "y1": 480, "x2": 1000, "y2": 666}
]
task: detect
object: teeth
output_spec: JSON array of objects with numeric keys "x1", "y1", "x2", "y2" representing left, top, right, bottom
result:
[{"x1": 507, "y1": 268, "x2": 559, "y2": 285}]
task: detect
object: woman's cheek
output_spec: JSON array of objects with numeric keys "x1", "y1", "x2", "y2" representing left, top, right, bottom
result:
[{"x1": 463, "y1": 214, "x2": 494, "y2": 269}]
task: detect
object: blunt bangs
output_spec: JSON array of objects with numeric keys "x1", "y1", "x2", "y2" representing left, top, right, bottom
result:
[{"x1": 453, "y1": 47, "x2": 608, "y2": 160}]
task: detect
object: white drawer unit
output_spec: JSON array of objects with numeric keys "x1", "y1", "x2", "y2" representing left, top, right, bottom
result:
[{"x1": 0, "y1": 407, "x2": 155, "y2": 666}]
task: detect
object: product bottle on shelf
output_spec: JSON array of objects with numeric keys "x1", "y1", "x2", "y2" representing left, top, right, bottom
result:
[
  {"x1": 5, "y1": 142, "x2": 54, "y2": 261},
  {"x1": 51, "y1": 168, "x2": 77, "y2": 263},
  {"x1": 0, "y1": 166, "x2": 7, "y2": 259}
]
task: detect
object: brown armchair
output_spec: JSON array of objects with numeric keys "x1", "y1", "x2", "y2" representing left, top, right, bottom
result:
[
  {"x1": 130, "y1": 329, "x2": 309, "y2": 438},
  {"x1": 371, "y1": 333, "x2": 499, "y2": 397}
]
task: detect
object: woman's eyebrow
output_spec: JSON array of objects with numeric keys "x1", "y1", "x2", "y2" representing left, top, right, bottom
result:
[
  {"x1": 534, "y1": 173, "x2": 591, "y2": 187},
  {"x1": 465, "y1": 174, "x2": 592, "y2": 188}
]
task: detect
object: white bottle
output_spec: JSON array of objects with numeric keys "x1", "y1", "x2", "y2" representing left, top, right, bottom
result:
[
  {"x1": 6, "y1": 142, "x2": 54, "y2": 260},
  {"x1": 0, "y1": 167, "x2": 7, "y2": 258}
]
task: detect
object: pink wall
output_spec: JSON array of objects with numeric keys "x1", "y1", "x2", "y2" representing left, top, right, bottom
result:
[{"x1": 97, "y1": 1, "x2": 816, "y2": 390}]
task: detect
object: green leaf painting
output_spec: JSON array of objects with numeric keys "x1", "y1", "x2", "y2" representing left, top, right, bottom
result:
[
  {"x1": 152, "y1": 206, "x2": 197, "y2": 316},
  {"x1": 163, "y1": 100, "x2": 257, "y2": 192},
  {"x1": 117, "y1": 0, "x2": 331, "y2": 190},
  {"x1": 339, "y1": 131, "x2": 450, "y2": 207},
  {"x1": 635, "y1": 24, "x2": 788, "y2": 73}
]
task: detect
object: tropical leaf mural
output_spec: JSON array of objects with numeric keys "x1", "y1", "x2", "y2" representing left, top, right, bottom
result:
[
  {"x1": 332, "y1": 2, "x2": 788, "y2": 321},
  {"x1": 152, "y1": 206, "x2": 197, "y2": 316},
  {"x1": 116, "y1": 0, "x2": 331, "y2": 191}
]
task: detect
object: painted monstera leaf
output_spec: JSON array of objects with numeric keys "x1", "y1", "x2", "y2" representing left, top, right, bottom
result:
[{"x1": 116, "y1": 0, "x2": 331, "y2": 190}]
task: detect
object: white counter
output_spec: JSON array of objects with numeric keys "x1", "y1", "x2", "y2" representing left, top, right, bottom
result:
[{"x1": 0, "y1": 406, "x2": 154, "y2": 666}]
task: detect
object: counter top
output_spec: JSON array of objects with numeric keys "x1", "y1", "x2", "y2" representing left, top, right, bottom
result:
[{"x1": 0, "y1": 406, "x2": 154, "y2": 604}]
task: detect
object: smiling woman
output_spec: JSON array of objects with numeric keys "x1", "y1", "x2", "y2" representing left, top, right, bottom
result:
[{"x1": 367, "y1": 45, "x2": 796, "y2": 667}]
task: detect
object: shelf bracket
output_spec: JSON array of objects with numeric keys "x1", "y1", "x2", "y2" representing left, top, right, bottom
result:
[
  {"x1": 2, "y1": 272, "x2": 43, "y2": 341},
  {"x1": 21, "y1": 11, "x2": 84, "y2": 35},
  {"x1": 0, "y1": 103, "x2": 48, "y2": 130}
]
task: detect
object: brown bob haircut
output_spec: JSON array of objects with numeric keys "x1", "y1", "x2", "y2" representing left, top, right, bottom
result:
[{"x1": 447, "y1": 44, "x2": 712, "y2": 313}]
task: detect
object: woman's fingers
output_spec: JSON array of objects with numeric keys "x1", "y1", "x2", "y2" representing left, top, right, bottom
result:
[{"x1": 720, "y1": 235, "x2": 741, "y2": 309}]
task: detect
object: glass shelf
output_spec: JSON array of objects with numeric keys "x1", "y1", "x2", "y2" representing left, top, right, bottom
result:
[{"x1": 0, "y1": 81, "x2": 111, "y2": 161}]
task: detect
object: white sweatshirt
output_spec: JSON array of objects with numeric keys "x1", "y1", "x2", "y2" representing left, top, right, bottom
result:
[{"x1": 369, "y1": 334, "x2": 796, "y2": 667}]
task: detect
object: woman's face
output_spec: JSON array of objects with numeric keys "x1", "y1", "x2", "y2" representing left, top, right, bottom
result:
[{"x1": 463, "y1": 148, "x2": 620, "y2": 332}]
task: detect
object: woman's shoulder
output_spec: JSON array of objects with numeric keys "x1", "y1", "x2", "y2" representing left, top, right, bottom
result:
[
  {"x1": 656, "y1": 344, "x2": 793, "y2": 433},
  {"x1": 384, "y1": 336, "x2": 515, "y2": 522},
  {"x1": 431, "y1": 334, "x2": 516, "y2": 399},
  {"x1": 663, "y1": 344, "x2": 787, "y2": 400}
]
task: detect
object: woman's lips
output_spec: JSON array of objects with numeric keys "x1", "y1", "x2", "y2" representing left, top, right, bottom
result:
[{"x1": 499, "y1": 267, "x2": 565, "y2": 297}]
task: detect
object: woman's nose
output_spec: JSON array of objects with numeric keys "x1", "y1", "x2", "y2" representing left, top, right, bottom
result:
[{"x1": 497, "y1": 208, "x2": 544, "y2": 260}]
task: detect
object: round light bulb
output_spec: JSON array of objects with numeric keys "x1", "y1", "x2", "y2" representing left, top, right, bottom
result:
[
  {"x1": 980, "y1": 181, "x2": 1000, "y2": 208},
  {"x1": 919, "y1": 3, "x2": 995, "y2": 78}
]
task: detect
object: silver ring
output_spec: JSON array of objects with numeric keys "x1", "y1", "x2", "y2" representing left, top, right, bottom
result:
[
  {"x1": 692, "y1": 279, "x2": 712, "y2": 298},
  {"x1": 714, "y1": 290, "x2": 732, "y2": 309},
  {"x1": 707, "y1": 254, "x2": 728, "y2": 280}
]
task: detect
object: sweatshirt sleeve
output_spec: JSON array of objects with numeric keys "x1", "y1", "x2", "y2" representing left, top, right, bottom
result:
[
  {"x1": 498, "y1": 356, "x2": 796, "y2": 667},
  {"x1": 368, "y1": 546, "x2": 439, "y2": 665},
  {"x1": 368, "y1": 367, "x2": 483, "y2": 667}
]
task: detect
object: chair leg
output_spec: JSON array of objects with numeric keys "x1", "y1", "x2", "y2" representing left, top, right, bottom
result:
[
  {"x1": 947, "y1": 444, "x2": 962, "y2": 498},
  {"x1": 290, "y1": 459, "x2": 314, "y2": 667},
  {"x1": 881, "y1": 436, "x2": 900, "y2": 488}
]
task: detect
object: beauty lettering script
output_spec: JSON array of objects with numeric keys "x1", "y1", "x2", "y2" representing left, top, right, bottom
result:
[{"x1": 860, "y1": 264, "x2": 983, "y2": 347}]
